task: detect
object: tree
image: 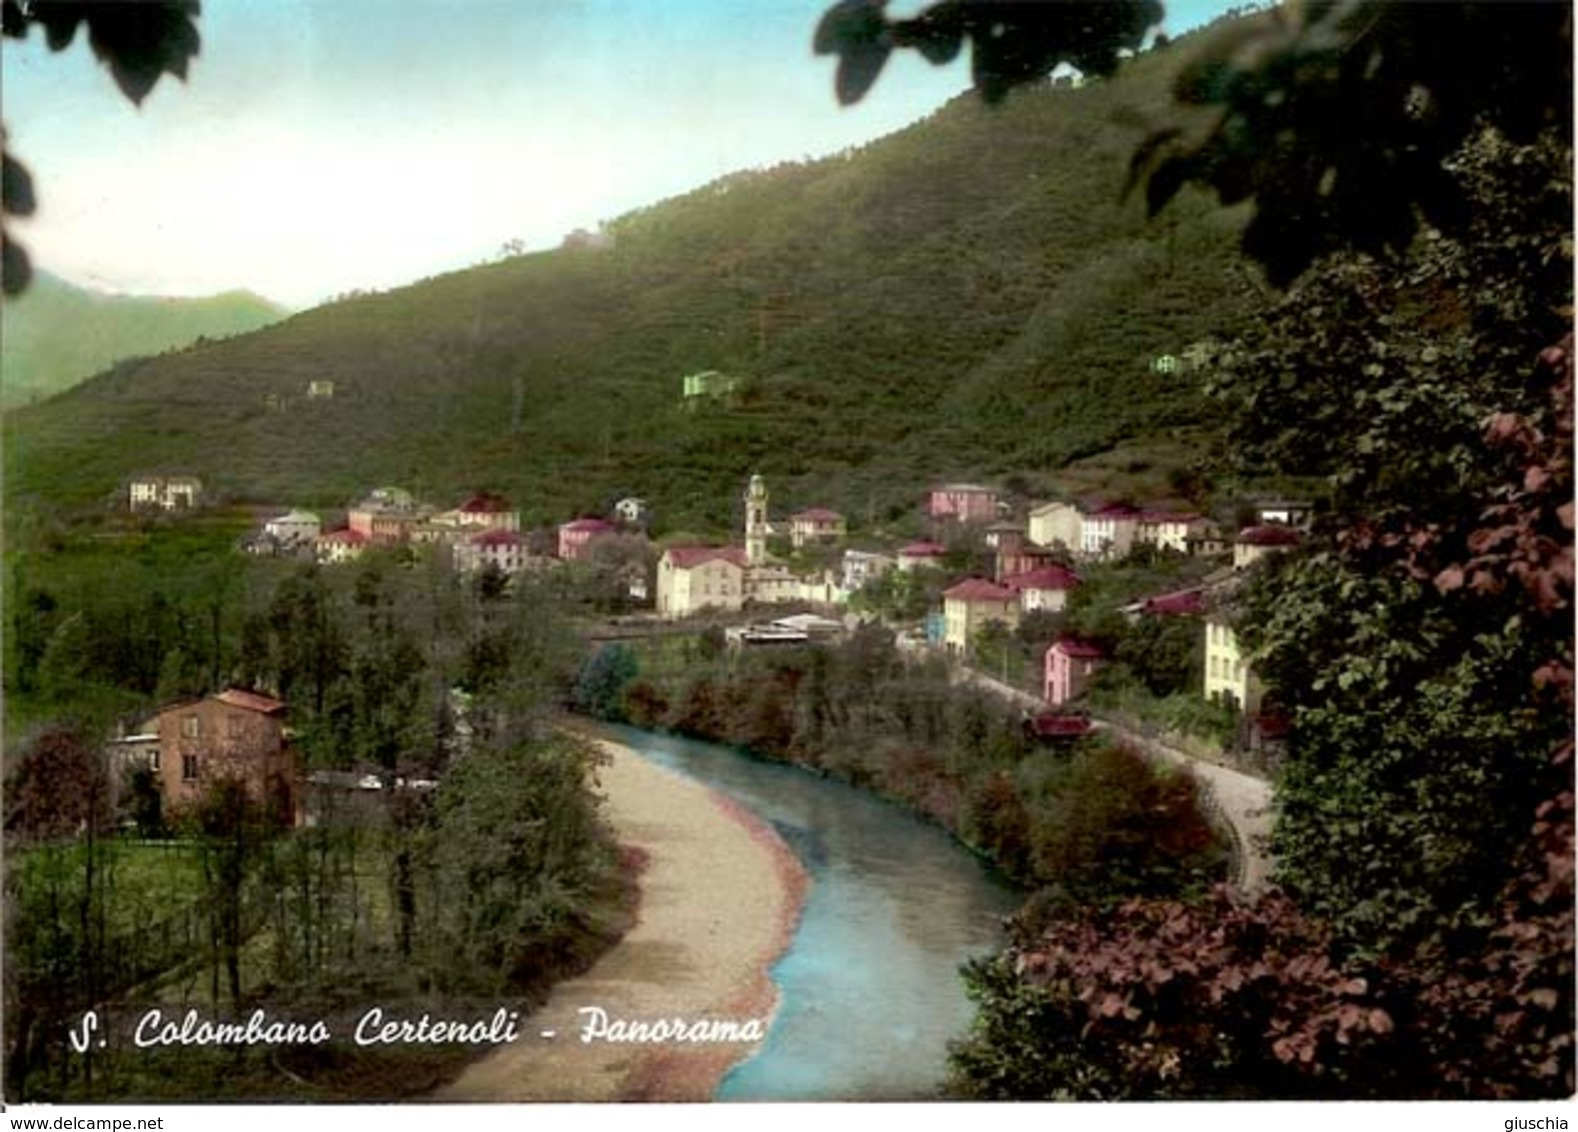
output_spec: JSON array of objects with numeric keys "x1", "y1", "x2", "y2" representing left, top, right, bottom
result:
[
  {"x1": 818, "y1": 0, "x2": 1571, "y2": 287},
  {"x1": 2, "y1": 1, "x2": 202, "y2": 294}
]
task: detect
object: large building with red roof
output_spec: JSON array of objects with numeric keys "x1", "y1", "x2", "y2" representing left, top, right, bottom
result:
[
  {"x1": 153, "y1": 689, "x2": 299, "y2": 825},
  {"x1": 942, "y1": 577, "x2": 1021, "y2": 654},
  {"x1": 656, "y1": 546, "x2": 750, "y2": 617}
]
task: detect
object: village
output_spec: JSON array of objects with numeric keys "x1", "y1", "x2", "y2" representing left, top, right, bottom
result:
[{"x1": 109, "y1": 465, "x2": 1307, "y2": 836}]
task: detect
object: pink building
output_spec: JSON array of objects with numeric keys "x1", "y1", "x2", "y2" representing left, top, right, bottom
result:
[
  {"x1": 558, "y1": 517, "x2": 617, "y2": 560},
  {"x1": 1044, "y1": 637, "x2": 1106, "y2": 706},
  {"x1": 927, "y1": 483, "x2": 999, "y2": 523}
]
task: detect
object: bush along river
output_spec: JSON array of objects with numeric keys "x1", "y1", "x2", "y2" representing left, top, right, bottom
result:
[{"x1": 605, "y1": 725, "x2": 1023, "y2": 1101}]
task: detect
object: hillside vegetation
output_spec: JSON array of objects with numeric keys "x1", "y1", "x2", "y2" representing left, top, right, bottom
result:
[
  {"x1": 5, "y1": 25, "x2": 1258, "y2": 532},
  {"x1": 1, "y1": 271, "x2": 287, "y2": 409}
]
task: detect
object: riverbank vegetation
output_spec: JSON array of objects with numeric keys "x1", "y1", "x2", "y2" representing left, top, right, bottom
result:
[
  {"x1": 582, "y1": 632, "x2": 1228, "y2": 911},
  {"x1": 4, "y1": 550, "x2": 632, "y2": 1102}
]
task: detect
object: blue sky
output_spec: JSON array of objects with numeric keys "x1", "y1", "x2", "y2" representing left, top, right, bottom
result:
[{"x1": 2, "y1": 0, "x2": 1245, "y2": 309}]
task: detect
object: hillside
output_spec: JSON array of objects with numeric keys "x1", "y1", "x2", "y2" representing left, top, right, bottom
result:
[
  {"x1": 1, "y1": 272, "x2": 288, "y2": 409},
  {"x1": 5, "y1": 22, "x2": 1262, "y2": 534}
]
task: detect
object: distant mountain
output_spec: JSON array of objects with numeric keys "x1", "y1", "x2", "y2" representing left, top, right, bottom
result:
[
  {"x1": 6, "y1": 17, "x2": 1267, "y2": 533},
  {"x1": 1, "y1": 272, "x2": 289, "y2": 409}
]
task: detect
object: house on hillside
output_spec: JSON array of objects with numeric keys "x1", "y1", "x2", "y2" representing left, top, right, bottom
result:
[
  {"x1": 1204, "y1": 612, "x2": 1262, "y2": 715},
  {"x1": 1005, "y1": 564, "x2": 1080, "y2": 614},
  {"x1": 306, "y1": 379, "x2": 336, "y2": 400},
  {"x1": 453, "y1": 492, "x2": 520, "y2": 532},
  {"x1": 1254, "y1": 499, "x2": 1314, "y2": 528},
  {"x1": 264, "y1": 509, "x2": 322, "y2": 548},
  {"x1": 613, "y1": 496, "x2": 651, "y2": 527},
  {"x1": 681, "y1": 370, "x2": 743, "y2": 408},
  {"x1": 927, "y1": 483, "x2": 999, "y2": 523},
  {"x1": 942, "y1": 578, "x2": 1020, "y2": 655},
  {"x1": 1136, "y1": 511, "x2": 1211, "y2": 555},
  {"x1": 128, "y1": 474, "x2": 203, "y2": 512},
  {"x1": 995, "y1": 542, "x2": 1063, "y2": 582},
  {"x1": 558, "y1": 517, "x2": 618, "y2": 561},
  {"x1": 454, "y1": 528, "x2": 534, "y2": 576},
  {"x1": 897, "y1": 541, "x2": 947, "y2": 574},
  {"x1": 153, "y1": 689, "x2": 299, "y2": 826},
  {"x1": 1028, "y1": 500, "x2": 1083, "y2": 551},
  {"x1": 1080, "y1": 502, "x2": 1142, "y2": 559},
  {"x1": 656, "y1": 546, "x2": 748, "y2": 617},
  {"x1": 348, "y1": 487, "x2": 431, "y2": 544},
  {"x1": 1044, "y1": 637, "x2": 1106, "y2": 706},
  {"x1": 841, "y1": 549, "x2": 895, "y2": 592},
  {"x1": 315, "y1": 528, "x2": 369, "y2": 564},
  {"x1": 1233, "y1": 524, "x2": 1301, "y2": 571},
  {"x1": 789, "y1": 507, "x2": 846, "y2": 549}
]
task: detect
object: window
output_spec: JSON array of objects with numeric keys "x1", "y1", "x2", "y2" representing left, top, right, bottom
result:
[
  {"x1": 228, "y1": 714, "x2": 245, "y2": 739},
  {"x1": 182, "y1": 754, "x2": 199, "y2": 781},
  {"x1": 182, "y1": 715, "x2": 200, "y2": 739},
  {"x1": 150, "y1": 750, "x2": 160, "y2": 772}
]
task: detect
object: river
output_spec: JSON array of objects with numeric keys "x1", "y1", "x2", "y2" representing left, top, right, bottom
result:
[{"x1": 603, "y1": 725, "x2": 1024, "y2": 1102}]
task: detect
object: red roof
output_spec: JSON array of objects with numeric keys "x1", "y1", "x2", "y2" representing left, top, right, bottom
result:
[
  {"x1": 561, "y1": 517, "x2": 616, "y2": 533},
  {"x1": 319, "y1": 528, "x2": 368, "y2": 544},
  {"x1": 1142, "y1": 588, "x2": 1205, "y2": 616},
  {"x1": 944, "y1": 578, "x2": 1018, "y2": 603},
  {"x1": 472, "y1": 529, "x2": 524, "y2": 547},
  {"x1": 1026, "y1": 711, "x2": 1094, "y2": 739},
  {"x1": 1050, "y1": 636, "x2": 1106, "y2": 659},
  {"x1": 1005, "y1": 565, "x2": 1080, "y2": 591},
  {"x1": 458, "y1": 492, "x2": 511, "y2": 513},
  {"x1": 792, "y1": 507, "x2": 844, "y2": 523},
  {"x1": 664, "y1": 546, "x2": 748, "y2": 570},
  {"x1": 899, "y1": 541, "x2": 947, "y2": 557},
  {"x1": 1237, "y1": 524, "x2": 1302, "y2": 547},
  {"x1": 1138, "y1": 510, "x2": 1201, "y2": 525},
  {"x1": 1087, "y1": 502, "x2": 1141, "y2": 519},
  {"x1": 215, "y1": 688, "x2": 287, "y2": 715}
]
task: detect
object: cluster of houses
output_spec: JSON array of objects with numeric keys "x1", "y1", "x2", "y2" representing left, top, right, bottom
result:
[
  {"x1": 651, "y1": 475, "x2": 1307, "y2": 744},
  {"x1": 129, "y1": 466, "x2": 1303, "y2": 749},
  {"x1": 235, "y1": 487, "x2": 656, "y2": 593}
]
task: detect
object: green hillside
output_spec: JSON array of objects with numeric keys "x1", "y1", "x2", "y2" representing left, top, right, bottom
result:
[
  {"x1": 1, "y1": 271, "x2": 288, "y2": 409},
  {"x1": 5, "y1": 24, "x2": 1260, "y2": 534}
]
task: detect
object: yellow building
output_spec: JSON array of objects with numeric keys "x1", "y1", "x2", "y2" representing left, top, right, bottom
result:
[
  {"x1": 943, "y1": 578, "x2": 1021, "y2": 656},
  {"x1": 655, "y1": 547, "x2": 748, "y2": 617},
  {"x1": 1203, "y1": 612, "x2": 1262, "y2": 714}
]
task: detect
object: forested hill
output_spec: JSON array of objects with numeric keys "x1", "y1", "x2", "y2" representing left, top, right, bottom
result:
[
  {"x1": 1, "y1": 271, "x2": 288, "y2": 410},
  {"x1": 5, "y1": 19, "x2": 1262, "y2": 533}
]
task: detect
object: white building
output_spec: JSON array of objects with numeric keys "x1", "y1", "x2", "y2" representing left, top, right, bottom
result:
[
  {"x1": 1027, "y1": 501, "x2": 1083, "y2": 550},
  {"x1": 129, "y1": 475, "x2": 203, "y2": 512},
  {"x1": 264, "y1": 509, "x2": 322, "y2": 547}
]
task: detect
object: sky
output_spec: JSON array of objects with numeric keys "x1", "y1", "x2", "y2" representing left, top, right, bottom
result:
[{"x1": 2, "y1": 0, "x2": 1245, "y2": 310}]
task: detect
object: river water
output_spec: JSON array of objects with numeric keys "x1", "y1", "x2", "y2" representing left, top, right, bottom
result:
[{"x1": 605, "y1": 725, "x2": 1024, "y2": 1102}]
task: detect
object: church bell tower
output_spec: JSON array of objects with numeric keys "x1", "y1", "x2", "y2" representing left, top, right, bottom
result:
[{"x1": 744, "y1": 473, "x2": 769, "y2": 565}]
